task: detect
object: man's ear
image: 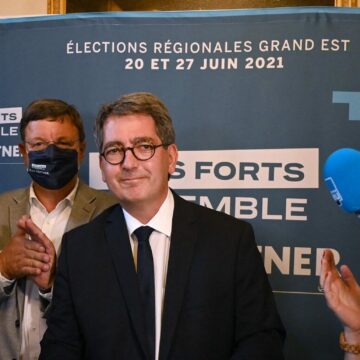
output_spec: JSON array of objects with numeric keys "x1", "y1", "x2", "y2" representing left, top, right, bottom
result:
[
  {"x1": 168, "y1": 144, "x2": 178, "y2": 175},
  {"x1": 99, "y1": 154, "x2": 106, "y2": 183},
  {"x1": 78, "y1": 141, "x2": 86, "y2": 163}
]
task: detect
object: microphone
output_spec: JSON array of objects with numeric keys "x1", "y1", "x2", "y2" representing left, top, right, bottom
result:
[{"x1": 323, "y1": 148, "x2": 360, "y2": 215}]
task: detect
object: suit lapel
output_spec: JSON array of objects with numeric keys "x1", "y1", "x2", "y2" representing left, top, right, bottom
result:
[
  {"x1": 104, "y1": 205, "x2": 150, "y2": 359},
  {"x1": 9, "y1": 188, "x2": 30, "y2": 322},
  {"x1": 65, "y1": 181, "x2": 97, "y2": 232},
  {"x1": 159, "y1": 194, "x2": 198, "y2": 360},
  {"x1": 9, "y1": 188, "x2": 29, "y2": 236}
]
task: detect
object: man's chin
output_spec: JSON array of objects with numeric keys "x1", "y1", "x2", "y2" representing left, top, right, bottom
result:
[{"x1": 116, "y1": 188, "x2": 145, "y2": 202}]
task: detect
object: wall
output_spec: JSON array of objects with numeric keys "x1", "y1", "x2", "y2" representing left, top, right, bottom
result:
[{"x1": 0, "y1": 0, "x2": 47, "y2": 17}]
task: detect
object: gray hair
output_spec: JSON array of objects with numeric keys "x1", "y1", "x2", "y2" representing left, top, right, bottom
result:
[{"x1": 94, "y1": 92, "x2": 175, "y2": 151}]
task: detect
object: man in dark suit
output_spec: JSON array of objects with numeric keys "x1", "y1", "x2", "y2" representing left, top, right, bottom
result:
[{"x1": 40, "y1": 92, "x2": 285, "y2": 360}]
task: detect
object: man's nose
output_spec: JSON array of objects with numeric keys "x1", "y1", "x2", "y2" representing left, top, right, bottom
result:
[{"x1": 121, "y1": 148, "x2": 139, "y2": 168}]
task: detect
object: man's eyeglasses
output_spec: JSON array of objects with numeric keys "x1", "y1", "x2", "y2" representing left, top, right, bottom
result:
[
  {"x1": 101, "y1": 143, "x2": 170, "y2": 165},
  {"x1": 25, "y1": 139, "x2": 80, "y2": 151}
]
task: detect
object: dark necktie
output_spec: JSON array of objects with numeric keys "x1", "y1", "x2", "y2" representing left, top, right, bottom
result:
[{"x1": 134, "y1": 226, "x2": 155, "y2": 360}]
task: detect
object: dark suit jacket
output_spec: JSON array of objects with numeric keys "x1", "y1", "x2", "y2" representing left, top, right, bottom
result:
[{"x1": 40, "y1": 192, "x2": 285, "y2": 360}]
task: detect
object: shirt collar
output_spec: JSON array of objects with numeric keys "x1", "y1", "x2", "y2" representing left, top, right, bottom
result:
[
  {"x1": 123, "y1": 189, "x2": 174, "y2": 237},
  {"x1": 29, "y1": 178, "x2": 79, "y2": 209}
]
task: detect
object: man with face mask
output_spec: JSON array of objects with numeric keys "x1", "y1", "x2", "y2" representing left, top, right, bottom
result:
[{"x1": 0, "y1": 99, "x2": 117, "y2": 360}]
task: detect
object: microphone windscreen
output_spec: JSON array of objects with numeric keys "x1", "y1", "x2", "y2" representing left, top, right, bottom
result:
[{"x1": 323, "y1": 148, "x2": 360, "y2": 214}]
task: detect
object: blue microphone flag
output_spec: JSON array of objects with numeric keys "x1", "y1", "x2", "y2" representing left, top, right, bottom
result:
[{"x1": 323, "y1": 148, "x2": 360, "y2": 214}]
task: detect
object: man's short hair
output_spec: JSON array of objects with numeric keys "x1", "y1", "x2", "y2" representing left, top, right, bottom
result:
[
  {"x1": 94, "y1": 92, "x2": 176, "y2": 151},
  {"x1": 20, "y1": 99, "x2": 85, "y2": 142}
]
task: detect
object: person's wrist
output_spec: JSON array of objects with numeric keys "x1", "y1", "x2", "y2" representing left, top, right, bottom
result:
[
  {"x1": 340, "y1": 329, "x2": 360, "y2": 355},
  {"x1": 39, "y1": 286, "x2": 52, "y2": 294},
  {"x1": 0, "y1": 254, "x2": 12, "y2": 280},
  {"x1": 344, "y1": 327, "x2": 360, "y2": 344},
  {"x1": 38, "y1": 278, "x2": 54, "y2": 294}
]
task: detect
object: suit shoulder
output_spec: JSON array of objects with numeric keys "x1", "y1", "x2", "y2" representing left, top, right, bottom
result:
[
  {"x1": 91, "y1": 189, "x2": 118, "y2": 207},
  {"x1": 66, "y1": 204, "x2": 118, "y2": 236},
  {"x1": 76, "y1": 182, "x2": 118, "y2": 207},
  {"x1": 82, "y1": 185, "x2": 116, "y2": 201},
  {"x1": 176, "y1": 193, "x2": 252, "y2": 230},
  {"x1": 0, "y1": 187, "x2": 28, "y2": 205}
]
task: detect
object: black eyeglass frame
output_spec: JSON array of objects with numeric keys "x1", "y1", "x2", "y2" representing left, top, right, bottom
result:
[{"x1": 100, "y1": 143, "x2": 171, "y2": 165}]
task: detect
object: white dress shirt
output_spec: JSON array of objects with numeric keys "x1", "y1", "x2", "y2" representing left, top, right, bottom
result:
[
  {"x1": 122, "y1": 189, "x2": 174, "y2": 360},
  {"x1": 18, "y1": 181, "x2": 78, "y2": 360}
]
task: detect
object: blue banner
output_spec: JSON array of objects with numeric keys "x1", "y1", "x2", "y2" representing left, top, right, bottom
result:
[{"x1": 1, "y1": 8, "x2": 360, "y2": 358}]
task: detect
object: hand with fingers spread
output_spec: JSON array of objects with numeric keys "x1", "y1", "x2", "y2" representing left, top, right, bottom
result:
[
  {"x1": 320, "y1": 249, "x2": 360, "y2": 358},
  {"x1": 0, "y1": 215, "x2": 55, "y2": 290}
]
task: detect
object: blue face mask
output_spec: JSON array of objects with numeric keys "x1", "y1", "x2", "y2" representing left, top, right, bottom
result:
[{"x1": 27, "y1": 144, "x2": 79, "y2": 190}]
